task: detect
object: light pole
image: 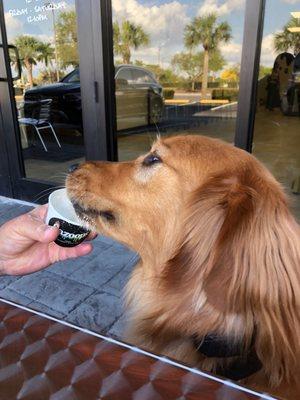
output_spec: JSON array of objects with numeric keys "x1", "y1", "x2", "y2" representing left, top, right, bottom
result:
[
  {"x1": 45, "y1": 2, "x2": 60, "y2": 82},
  {"x1": 157, "y1": 38, "x2": 169, "y2": 68},
  {"x1": 158, "y1": 41, "x2": 166, "y2": 68}
]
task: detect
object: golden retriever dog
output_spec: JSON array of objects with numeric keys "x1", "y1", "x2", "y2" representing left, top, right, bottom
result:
[{"x1": 66, "y1": 135, "x2": 300, "y2": 399}]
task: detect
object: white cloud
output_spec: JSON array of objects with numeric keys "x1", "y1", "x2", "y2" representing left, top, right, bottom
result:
[
  {"x1": 198, "y1": 0, "x2": 245, "y2": 16},
  {"x1": 125, "y1": 46, "x2": 159, "y2": 64},
  {"x1": 35, "y1": 34, "x2": 54, "y2": 44},
  {"x1": 112, "y1": 0, "x2": 189, "y2": 64},
  {"x1": 260, "y1": 33, "x2": 277, "y2": 67},
  {"x1": 221, "y1": 42, "x2": 242, "y2": 63},
  {"x1": 4, "y1": 13, "x2": 23, "y2": 40},
  {"x1": 113, "y1": 0, "x2": 188, "y2": 41},
  {"x1": 112, "y1": 0, "x2": 245, "y2": 67}
]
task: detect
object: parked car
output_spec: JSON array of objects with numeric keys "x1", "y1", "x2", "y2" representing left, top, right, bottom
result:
[{"x1": 24, "y1": 65, "x2": 164, "y2": 132}]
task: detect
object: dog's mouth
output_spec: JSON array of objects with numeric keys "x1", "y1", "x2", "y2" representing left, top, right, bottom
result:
[
  {"x1": 71, "y1": 201, "x2": 98, "y2": 228},
  {"x1": 71, "y1": 200, "x2": 116, "y2": 228}
]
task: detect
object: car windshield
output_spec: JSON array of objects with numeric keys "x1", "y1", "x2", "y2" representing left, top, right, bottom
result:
[{"x1": 62, "y1": 69, "x2": 80, "y2": 83}]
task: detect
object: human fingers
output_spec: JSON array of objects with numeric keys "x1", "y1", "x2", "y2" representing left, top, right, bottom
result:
[
  {"x1": 49, "y1": 242, "x2": 93, "y2": 264},
  {"x1": 12, "y1": 209, "x2": 59, "y2": 244},
  {"x1": 29, "y1": 204, "x2": 48, "y2": 220}
]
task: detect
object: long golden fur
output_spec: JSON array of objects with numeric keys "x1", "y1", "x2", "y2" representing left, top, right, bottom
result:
[{"x1": 66, "y1": 135, "x2": 300, "y2": 399}]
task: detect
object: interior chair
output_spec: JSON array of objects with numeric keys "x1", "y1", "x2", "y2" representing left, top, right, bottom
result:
[{"x1": 18, "y1": 99, "x2": 61, "y2": 152}]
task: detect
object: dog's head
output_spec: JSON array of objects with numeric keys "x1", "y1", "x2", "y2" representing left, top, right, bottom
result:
[
  {"x1": 66, "y1": 135, "x2": 250, "y2": 260},
  {"x1": 66, "y1": 135, "x2": 300, "y2": 384}
]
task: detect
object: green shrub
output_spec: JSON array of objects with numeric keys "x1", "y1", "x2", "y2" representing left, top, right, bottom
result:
[
  {"x1": 164, "y1": 80, "x2": 191, "y2": 90},
  {"x1": 211, "y1": 89, "x2": 239, "y2": 101},
  {"x1": 163, "y1": 88, "x2": 175, "y2": 99},
  {"x1": 14, "y1": 86, "x2": 23, "y2": 96}
]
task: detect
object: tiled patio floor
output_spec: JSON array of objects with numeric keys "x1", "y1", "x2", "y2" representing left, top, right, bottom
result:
[{"x1": 0, "y1": 196, "x2": 138, "y2": 339}]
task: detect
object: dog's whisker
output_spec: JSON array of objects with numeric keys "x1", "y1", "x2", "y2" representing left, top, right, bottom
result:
[
  {"x1": 146, "y1": 131, "x2": 156, "y2": 148},
  {"x1": 49, "y1": 172, "x2": 69, "y2": 181},
  {"x1": 151, "y1": 120, "x2": 162, "y2": 142},
  {"x1": 33, "y1": 185, "x2": 65, "y2": 203}
]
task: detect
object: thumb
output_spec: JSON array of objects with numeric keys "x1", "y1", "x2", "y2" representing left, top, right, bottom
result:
[
  {"x1": 38, "y1": 224, "x2": 60, "y2": 243},
  {"x1": 12, "y1": 211, "x2": 59, "y2": 244}
]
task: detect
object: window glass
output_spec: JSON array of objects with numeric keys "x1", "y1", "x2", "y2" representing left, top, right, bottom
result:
[
  {"x1": 63, "y1": 69, "x2": 80, "y2": 83},
  {"x1": 253, "y1": 1, "x2": 300, "y2": 220},
  {"x1": 3, "y1": 0, "x2": 85, "y2": 187},
  {"x1": 112, "y1": 0, "x2": 246, "y2": 161},
  {"x1": 132, "y1": 68, "x2": 154, "y2": 83},
  {"x1": 116, "y1": 67, "x2": 133, "y2": 82}
]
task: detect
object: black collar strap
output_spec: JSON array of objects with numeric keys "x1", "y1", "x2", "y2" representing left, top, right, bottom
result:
[{"x1": 193, "y1": 333, "x2": 262, "y2": 380}]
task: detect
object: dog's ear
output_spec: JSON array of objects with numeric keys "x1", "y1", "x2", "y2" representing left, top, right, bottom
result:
[
  {"x1": 165, "y1": 169, "x2": 300, "y2": 385},
  {"x1": 165, "y1": 172, "x2": 257, "y2": 289}
]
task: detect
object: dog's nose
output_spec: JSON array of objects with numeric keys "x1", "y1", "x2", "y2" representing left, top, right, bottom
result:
[{"x1": 68, "y1": 163, "x2": 80, "y2": 173}]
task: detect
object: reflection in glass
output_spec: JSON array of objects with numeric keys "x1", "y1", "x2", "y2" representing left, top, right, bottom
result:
[
  {"x1": 254, "y1": 1, "x2": 300, "y2": 220},
  {"x1": 4, "y1": 0, "x2": 84, "y2": 189},
  {"x1": 112, "y1": 0, "x2": 246, "y2": 161}
]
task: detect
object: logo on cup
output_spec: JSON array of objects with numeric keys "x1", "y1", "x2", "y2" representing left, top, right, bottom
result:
[{"x1": 49, "y1": 218, "x2": 90, "y2": 247}]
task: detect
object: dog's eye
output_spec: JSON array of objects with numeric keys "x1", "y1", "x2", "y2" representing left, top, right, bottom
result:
[
  {"x1": 142, "y1": 153, "x2": 162, "y2": 167},
  {"x1": 99, "y1": 210, "x2": 115, "y2": 222}
]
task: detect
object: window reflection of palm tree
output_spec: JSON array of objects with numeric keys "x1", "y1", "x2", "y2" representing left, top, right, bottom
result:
[
  {"x1": 113, "y1": 20, "x2": 150, "y2": 64},
  {"x1": 184, "y1": 14, "x2": 232, "y2": 98},
  {"x1": 274, "y1": 17, "x2": 300, "y2": 56},
  {"x1": 14, "y1": 36, "x2": 43, "y2": 87}
]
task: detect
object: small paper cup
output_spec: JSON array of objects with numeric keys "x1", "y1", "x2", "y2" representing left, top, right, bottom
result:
[{"x1": 46, "y1": 188, "x2": 90, "y2": 248}]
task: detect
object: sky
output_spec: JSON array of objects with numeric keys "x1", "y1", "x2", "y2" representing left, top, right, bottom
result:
[
  {"x1": 4, "y1": 1, "x2": 75, "y2": 42},
  {"x1": 3, "y1": 0, "x2": 300, "y2": 76}
]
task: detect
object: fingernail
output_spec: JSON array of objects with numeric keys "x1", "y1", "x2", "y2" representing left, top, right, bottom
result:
[
  {"x1": 38, "y1": 224, "x2": 57, "y2": 233},
  {"x1": 49, "y1": 224, "x2": 59, "y2": 231}
]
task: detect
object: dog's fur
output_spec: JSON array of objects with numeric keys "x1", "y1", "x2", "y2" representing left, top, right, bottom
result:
[{"x1": 66, "y1": 135, "x2": 300, "y2": 399}]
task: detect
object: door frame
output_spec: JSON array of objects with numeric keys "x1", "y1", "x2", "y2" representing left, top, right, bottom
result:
[
  {"x1": 76, "y1": 0, "x2": 117, "y2": 162},
  {"x1": 235, "y1": 0, "x2": 266, "y2": 152}
]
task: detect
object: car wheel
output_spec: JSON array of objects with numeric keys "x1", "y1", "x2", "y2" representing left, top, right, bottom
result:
[{"x1": 150, "y1": 101, "x2": 163, "y2": 124}]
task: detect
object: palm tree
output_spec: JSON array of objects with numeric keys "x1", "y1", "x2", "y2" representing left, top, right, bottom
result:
[
  {"x1": 184, "y1": 14, "x2": 232, "y2": 97},
  {"x1": 113, "y1": 20, "x2": 150, "y2": 64},
  {"x1": 37, "y1": 42, "x2": 54, "y2": 67},
  {"x1": 14, "y1": 35, "x2": 42, "y2": 87},
  {"x1": 274, "y1": 17, "x2": 300, "y2": 56},
  {"x1": 36, "y1": 42, "x2": 55, "y2": 82}
]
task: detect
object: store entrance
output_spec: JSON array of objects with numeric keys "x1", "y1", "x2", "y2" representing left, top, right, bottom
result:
[
  {"x1": 0, "y1": 0, "x2": 112, "y2": 202},
  {"x1": 2, "y1": 1, "x2": 84, "y2": 189}
]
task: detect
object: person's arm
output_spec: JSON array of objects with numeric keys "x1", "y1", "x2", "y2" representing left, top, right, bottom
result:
[{"x1": 0, "y1": 205, "x2": 93, "y2": 276}]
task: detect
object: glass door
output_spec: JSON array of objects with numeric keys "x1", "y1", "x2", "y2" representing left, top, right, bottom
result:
[
  {"x1": 253, "y1": 0, "x2": 300, "y2": 220},
  {"x1": 111, "y1": 0, "x2": 246, "y2": 161},
  {"x1": 1, "y1": 0, "x2": 85, "y2": 201}
]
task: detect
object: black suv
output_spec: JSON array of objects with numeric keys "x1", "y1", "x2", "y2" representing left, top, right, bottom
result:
[{"x1": 24, "y1": 65, "x2": 164, "y2": 131}]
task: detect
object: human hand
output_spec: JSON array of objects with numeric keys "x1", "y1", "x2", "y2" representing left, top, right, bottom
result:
[{"x1": 0, "y1": 204, "x2": 95, "y2": 276}]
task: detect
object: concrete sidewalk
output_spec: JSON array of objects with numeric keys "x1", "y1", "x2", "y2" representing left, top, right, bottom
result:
[{"x1": 0, "y1": 197, "x2": 138, "y2": 339}]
